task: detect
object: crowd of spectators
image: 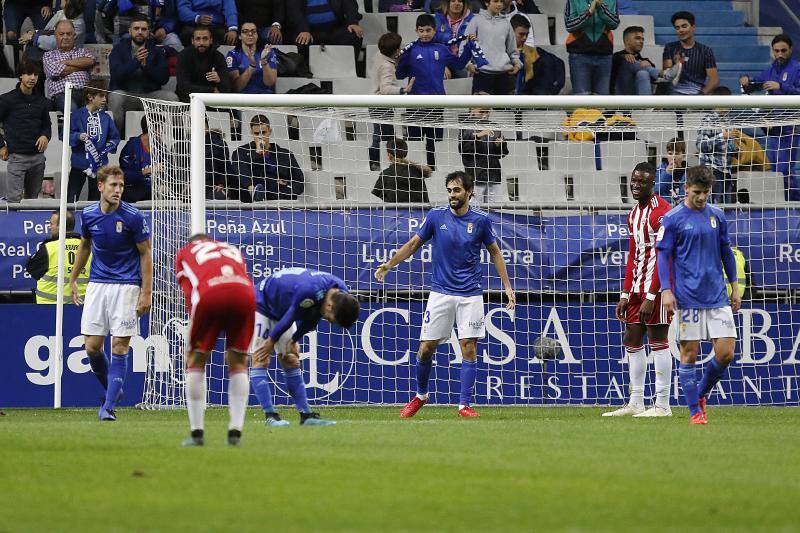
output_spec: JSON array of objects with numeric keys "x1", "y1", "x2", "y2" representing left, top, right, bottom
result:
[{"x1": 0, "y1": 0, "x2": 796, "y2": 204}]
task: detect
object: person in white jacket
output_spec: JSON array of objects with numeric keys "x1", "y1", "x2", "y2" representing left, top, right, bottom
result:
[{"x1": 465, "y1": 0, "x2": 521, "y2": 94}]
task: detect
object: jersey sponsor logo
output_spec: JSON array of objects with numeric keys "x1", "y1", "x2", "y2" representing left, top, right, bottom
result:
[
  {"x1": 467, "y1": 222, "x2": 474, "y2": 234},
  {"x1": 710, "y1": 216, "x2": 717, "y2": 228},
  {"x1": 116, "y1": 221, "x2": 123, "y2": 233},
  {"x1": 300, "y1": 298, "x2": 315, "y2": 308}
]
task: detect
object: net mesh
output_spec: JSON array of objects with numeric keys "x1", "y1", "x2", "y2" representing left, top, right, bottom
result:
[{"x1": 139, "y1": 97, "x2": 800, "y2": 408}]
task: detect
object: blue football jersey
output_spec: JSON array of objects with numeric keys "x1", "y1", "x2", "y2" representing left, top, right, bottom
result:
[
  {"x1": 255, "y1": 268, "x2": 348, "y2": 342},
  {"x1": 415, "y1": 206, "x2": 496, "y2": 296},
  {"x1": 656, "y1": 203, "x2": 734, "y2": 309},
  {"x1": 80, "y1": 202, "x2": 150, "y2": 285},
  {"x1": 225, "y1": 47, "x2": 277, "y2": 94}
]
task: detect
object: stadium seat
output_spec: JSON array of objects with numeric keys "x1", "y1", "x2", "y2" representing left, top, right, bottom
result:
[
  {"x1": 125, "y1": 111, "x2": 147, "y2": 138},
  {"x1": 85, "y1": 44, "x2": 113, "y2": 78},
  {"x1": 554, "y1": 17, "x2": 568, "y2": 45},
  {"x1": 528, "y1": 14, "x2": 552, "y2": 46},
  {"x1": 275, "y1": 77, "x2": 330, "y2": 93},
  {"x1": 515, "y1": 170, "x2": 569, "y2": 203},
  {"x1": 216, "y1": 45, "x2": 234, "y2": 57},
  {"x1": 207, "y1": 111, "x2": 233, "y2": 141},
  {"x1": 600, "y1": 140, "x2": 647, "y2": 172},
  {"x1": 388, "y1": 13, "x2": 420, "y2": 45},
  {"x1": 360, "y1": 13, "x2": 389, "y2": 46},
  {"x1": 0, "y1": 77, "x2": 17, "y2": 94},
  {"x1": 737, "y1": 171, "x2": 787, "y2": 205},
  {"x1": 304, "y1": 170, "x2": 345, "y2": 201},
  {"x1": 505, "y1": 139, "x2": 547, "y2": 172},
  {"x1": 549, "y1": 141, "x2": 598, "y2": 172},
  {"x1": 613, "y1": 15, "x2": 656, "y2": 45},
  {"x1": 163, "y1": 76, "x2": 177, "y2": 93},
  {"x1": 519, "y1": 109, "x2": 568, "y2": 140},
  {"x1": 571, "y1": 171, "x2": 625, "y2": 204},
  {"x1": 309, "y1": 46, "x2": 357, "y2": 79},
  {"x1": 444, "y1": 78, "x2": 472, "y2": 95},
  {"x1": 344, "y1": 171, "x2": 381, "y2": 202},
  {"x1": 332, "y1": 78, "x2": 372, "y2": 95},
  {"x1": 535, "y1": 0, "x2": 567, "y2": 15}
]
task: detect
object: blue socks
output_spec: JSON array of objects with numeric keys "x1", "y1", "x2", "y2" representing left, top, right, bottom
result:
[
  {"x1": 284, "y1": 367, "x2": 311, "y2": 413},
  {"x1": 416, "y1": 358, "x2": 433, "y2": 396},
  {"x1": 88, "y1": 352, "x2": 108, "y2": 390},
  {"x1": 250, "y1": 368, "x2": 275, "y2": 413},
  {"x1": 679, "y1": 363, "x2": 700, "y2": 415},
  {"x1": 699, "y1": 358, "x2": 728, "y2": 398},
  {"x1": 103, "y1": 354, "x2": 128, "y2": 410},
  {"x1": 459, "y1": 359, "x2": 477, "y2": 407}
]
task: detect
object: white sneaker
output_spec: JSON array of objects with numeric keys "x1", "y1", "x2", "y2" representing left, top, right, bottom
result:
[
  {"x1": 633, "y1": 405, "x2": 673, "y2": 417},
  {"x1": 663, "y1": 61, "x2": 683, "y2": 86},
  {"x1": 602, "y1": 403, "x2": 645, "y2": 417}
]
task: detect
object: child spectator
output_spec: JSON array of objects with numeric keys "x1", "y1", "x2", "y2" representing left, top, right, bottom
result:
[
  {"x1": 459, "y1": 103, "x2": 508, "y2": 202},
  {"x1": 68, "y1": 81, "x2": 120, "y2": 202},
  {"x1": 511, "y1": 14, "x2": 564, "y2": 95},
  {"x1": 368, "y1": 32, "x2": 414, "y2": 171},
  {"x1": 226, "y1": 20, "x2": 278, "y2": 94},
  {"x1": 119, "y1": 115, "x2": 153, "y2": 202},
  {"x1": 397, "y1": 13, "x2": 487, "y2": 168},
  {"x1": 465, "y1": 0, "x2": 521, "y2": 95},
  {"x1": 655, "y1": 137, "x2": 687, "y2": 204},
  {"x1": 372, "y1": 138, "x2": 431, "y2": 203},
  {"x1": 696, "y1": 86, "x2": 737, "y2": 203}
]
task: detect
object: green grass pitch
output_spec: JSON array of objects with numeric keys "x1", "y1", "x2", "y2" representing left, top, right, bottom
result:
[{"x1": 1, "y1": 406, "x2": 798, "y2": 532}]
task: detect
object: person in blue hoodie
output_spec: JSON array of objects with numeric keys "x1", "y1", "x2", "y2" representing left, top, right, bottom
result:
[
  {"x1": 177, "y1": 0, "x2": 238, "y2": 46},
  {"x1": 119, "y1": 115, "x2": 152, "y2": 202},
  {"x1": 740, "y1": 34, "x2": 800, "y2": 201},
  {"x1": 68, "y1": 81, "x2": 120, "y2": 202},
  {"x1": 396, "y1": 13, "x2": 487, "y2": 168}
]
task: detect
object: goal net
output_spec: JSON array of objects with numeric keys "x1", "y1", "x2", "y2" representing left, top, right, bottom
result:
[{"x1": 139, "y1": 94, "x2": 800, "y2": 409}]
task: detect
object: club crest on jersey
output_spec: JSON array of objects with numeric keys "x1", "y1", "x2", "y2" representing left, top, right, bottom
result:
[
  {"x1": 467, "y1": 222, "x2": 474, "y2": 233},
  {"x1": 783, "y1": 72, "x2": 789, "y2": 82},
  {"x1": 300, "y1": 298, "x2": 314, "y2": 308},
  {"x1": 710, "y1": 216, "x2": 717, "y2": 228},
  {"x1": 116, "y1": 221, "x2": 123, "y2": 233},
  {"x1": 434, "y1": 50, "x2": 439, "y2": 61}
]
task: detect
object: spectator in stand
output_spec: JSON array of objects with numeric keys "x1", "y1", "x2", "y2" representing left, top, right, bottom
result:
[
  {"x1": 511, "y1": 14, "x2": 564, "y2": 95},
  {"x1": 204, "y1": 117, "x2": 231, "y2": 199},
  {"x1": 0, "y1": 61, "x2": 52, "y2": 203},
  {"x1": 433, "y1": 0, "x2": 475, "y2": 78},
  {"x1": 655, "y1": 137, "x2": 687, "y2": 205},
  {"x1": 177, "y1": 0, "x2": 238, "y2": 46},
  {"x1": 740, "y1": 34, "x2": 800, "y2": 201},
  {"x1": 151, "y1": 0, "x2": 184, "y2": 50},
  {"x1": 610, "y1": 26, "x2": 664, "y2": 95},
  {"x1": 696, "y1": 86, "x2": 737, "y2": 204},
  {"x1": 368, "y1": 32, "x2": 413, "y2": 171},
  {"x1": 464, "y1": 0, "x2": 520, "y2": 95},
  {"x1": 96, "y1": 0, "x2": 151, "y2": 41},
  {"x1": 236, "y1": 0, "x2": 287, "y2": 44},
  {"x1": 5, "y1": 1, "x2": 52, "y2": 45},
  {"x1": 176, "y1": 26, "x2": 231, "y2": 102},
  {"x1": 372, "y1": 138, "x2": 431, "y2": 203},
  {"x1": 108, "y1": 14, "x2": 178, "y2": 136},
  {"x1": 285, "y1": 0, "x2": 364, "y2": 49},
  {"x1": 564, "y1": 0, "x2": 619, "y2": 95},
  {"x1": 226, "y1": 21, "x2": 278, "y2": 95},
  {"x1": 43, "y1": 19, "x2": 96, "y2": 111},
  {"x1": 459, "y1": 103, "x2": 508, "y2": 202},
  {"x1": 662, "y1": 11, "x2": 719, "y2": 95},
  {"x1": 397, "y1": 13, "x2": 487, "y2": 168},
  {"x1": 68, "y1": 81, "x2": 120, "y2": 202},
  {"x1": 232, "y1": 114, "x2": 304, "y2": 202},
  {"x1": 119, "y1": 115, "x2": 153, "y2": 202},
  {"x1": 21, "y1": 0, "x2": 87, "y2": 55}
]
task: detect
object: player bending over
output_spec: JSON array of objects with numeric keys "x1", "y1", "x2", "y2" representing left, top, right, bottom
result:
[
  {"x1": 656, "y1": 165, "x2": 741, "y2": 425},
  {"x1": 604, "y1": 162, "x2": 674, "y2": 418},
  {"x1": 175, "y1": 235, "x2": 255, "y2": 446},
  {"x1": 250, "y1": 267, "x2": 360, "y2": 426},
  {"x1": 70, "y1": 166, "x2": 152, "y2": 421},
  {"x1": 375, "y1": 171, "x2": 515, "y2": 418}
]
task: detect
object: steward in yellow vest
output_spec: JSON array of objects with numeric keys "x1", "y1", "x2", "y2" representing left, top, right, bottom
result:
[
  {"x1": 25, "y1": 211, "x2": 91, "y2": 304},
  {"x1": 725, "y1": 246, "x2": 748, "y2": 300}
]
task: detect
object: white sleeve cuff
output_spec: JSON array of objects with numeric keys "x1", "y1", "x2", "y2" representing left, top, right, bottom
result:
[
  {"x1": 620, "y1": 292, "x2": 629, "y2": 300},
  {"x1": 645, "y1": 293, "x2": 657, "y2": 301}
]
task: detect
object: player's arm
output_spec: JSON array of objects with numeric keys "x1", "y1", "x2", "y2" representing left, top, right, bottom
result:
[
  {"x1": 486, "y1": 241, "x2": 515, "y2": 310},
  {"x1": 617, "y1": 234, "x2": 636, "y2": 321},
  {"x1": 137, "y1": 239, "x2": 153, "y2": 316},
  {"x1": 719, "y1": 216, "x2": 741, "y2": 312},
  {"x1": 69, "y1": 236, "x2": 92, "y2": 305},
  {"x1": 655, "y1": 221, "x2": 675, "y2": 312},
  {"x1": 375, "y1": 234, "x2": 425, "y2": 282}
]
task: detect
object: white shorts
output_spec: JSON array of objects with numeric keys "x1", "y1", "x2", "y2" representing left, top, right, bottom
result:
[
  {"x1": 420, "y1": 292, "x2": 485, "y2": 341},
  {"x1": 251, "y1": 312, "x2": 297, "y2": 355},
  {"x1": 676, "y1": 306, "x2": 737, "y2": 342},
  {"x1": 81, "y1": 282, "x2": 141, "y2": 337}
]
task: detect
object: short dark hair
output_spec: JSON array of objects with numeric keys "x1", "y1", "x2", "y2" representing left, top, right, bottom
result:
[
  {"x1": 510, "y1": 14, "x2": 531, "y2": 30},
  {"x1": 331, "y1": 291, "x2": 360, "y2": 328},
  {"x1": 772, "y1": 34, "x2": 793, "y2": 48},
  {"x1": 84, "y1": 79, "x2": 107, "y2": 99},
  {"x1": 671, "y1": 11, "x2": 695, "y2": 26},
  {"x1": 445, "y1": 170, "x2": 474, "y2": 191},
  {"x1": 128, "y1": 13, "x2": 150, "y2": 27},
  {"x1": 712, "y1": 85, "x2": 732, "y2": 96},
  {"x1": 623, "y1": 25, "x2": 644, "y2": 38},
  {"x1": 97, "y1": 165, "x2": 124, "y2": 183},
  {"x1": 632, "y1": 161, "x2": 655, "y2": 178},
  {"x1": 666, "y1": 137, "x2": 686, "y2": 154},
  {"x1": 140, "y1": 115, "x2": 149, "y2": 134},
  {"x1": 18, "y1": 60, "x2": 42, "y2": 77},
  {"x1": 193, "y1": 25, "x2": 213, "y2": 38},
  {"x1": 250, "y1": 114, "x2": 271, "y2": 129},
  {"x1": 685, "y1": 165, "x2": 715, "y2": 188},
  {"x1": 53, "y1": 210, "x2": 76, "y2": 232},
  {"x1": 378, "y1": 32, "x2": 402, "y2": 57},
  {"x1": 416, "y1": 13, "x2": 435, "y2": 29},
  {"x1": 386, "y1": 138, "x2": 408, "y2": 159}
]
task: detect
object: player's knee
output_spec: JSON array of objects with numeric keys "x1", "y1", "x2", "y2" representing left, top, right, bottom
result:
[
  {"x1": 418, "y1": 342, "x2": 437, "y2": 361},
  {"x1": 111, "y1": 338, "x2": 131, "y2": 355},
  {"x1": 278, "y1": 352, "x2": 300, "y2": 369},
  {"x1": 460, "y1": 342, "x2": 477, "y2": 361},
  {"x1": 717, "y1": 350, "x2": 735, "y2": 366}
]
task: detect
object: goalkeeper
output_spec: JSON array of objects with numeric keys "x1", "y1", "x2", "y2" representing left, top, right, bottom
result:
[{"x1": 249, "y1": 268, "x2": 360, "y2": 426}]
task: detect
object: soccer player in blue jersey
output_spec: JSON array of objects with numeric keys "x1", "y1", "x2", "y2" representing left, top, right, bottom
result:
[
  {"x1": 250, "y1": 268, "x2": 360, "y2": 426},
  {"x1": 375, "y1": 171, "x2": 516, "y2": 418},
  {"x1": 656, "y1": 165, "x2": 741, "y2": 425},
  {"x1": 69, "y1": 165, "x2": 152, "y2": 422}
]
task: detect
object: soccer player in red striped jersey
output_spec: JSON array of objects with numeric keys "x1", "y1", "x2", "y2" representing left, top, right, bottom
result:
[
  {"x1": 175, "y1": 234, "x2": 256, "y2": 446},
  {"x1": 604, "y1": 162, "x2": 674, "y2": 418}
]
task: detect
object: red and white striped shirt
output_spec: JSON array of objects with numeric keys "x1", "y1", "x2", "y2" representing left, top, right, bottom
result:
[{"x1": 621, "y1": 194, "x2": 671, "y2": 298}]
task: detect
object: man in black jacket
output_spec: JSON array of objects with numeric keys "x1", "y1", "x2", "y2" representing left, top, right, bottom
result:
[
  {"x1": 176, "y1": 26, "x2": 231, "y2": 102},
  {"x1": 236, "y1": 0, "x2": 287, "y2": 44},
  {"x1": 0, "y1": 61, "x2": 51, "y2": 203},
  {"x1": 232, "y1": 114, "x2": 304, "y2": 202},
  {"x1": 459, "y1": 106, "x2": 508, "y2": 203},
  {"x1": 286, "y1": 0, "x2": 363, "y2": 49}
]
